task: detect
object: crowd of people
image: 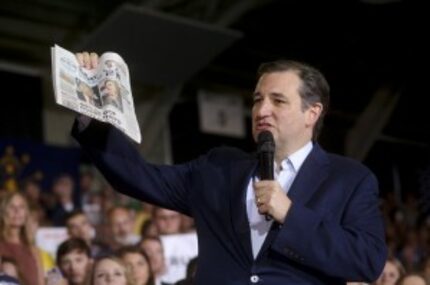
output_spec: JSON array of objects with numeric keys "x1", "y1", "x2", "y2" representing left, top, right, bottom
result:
[
  {"x1": 0, "y1": 170, "x2": 197, "y2": 285},
  {"x1": 0, "y1": 168, "x2": 428, "y2": 285}
]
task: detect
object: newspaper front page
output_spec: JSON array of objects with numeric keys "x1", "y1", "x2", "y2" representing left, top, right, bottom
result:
[{"x1": 51, "y1": 44, "x2": 141, "y2": 143}]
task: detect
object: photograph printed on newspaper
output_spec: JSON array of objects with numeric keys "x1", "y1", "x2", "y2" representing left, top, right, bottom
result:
[{"x1": 51, "y1": 44, "x2": 141, "y2": 143}]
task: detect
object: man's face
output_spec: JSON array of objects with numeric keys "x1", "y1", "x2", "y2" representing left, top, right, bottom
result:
[
  {"x1": 154, "y1": 208, "x2": 181, "y2": 235},
  {"x1": 66, "y1": 214, "x2": 93, "y2": 242},
  {"x1": 252, "y1": 71, "x2": 321, "y2": 154},
  {"x1": 53, "y1": 176, "x2": 73, "y2": 199},
  {"x1": 110, "y1": 209, "x2": 133, "y2": 242},
  {"x1": 59, "y1": 250, "x2": 92, "y2": 285}
]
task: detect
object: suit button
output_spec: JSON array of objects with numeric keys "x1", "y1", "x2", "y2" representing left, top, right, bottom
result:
[{"x1": 250, "y1": 275, "x2": 260, "y2": 283}]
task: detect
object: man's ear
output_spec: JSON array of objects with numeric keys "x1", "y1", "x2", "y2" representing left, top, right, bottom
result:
[{"x1": 305, "y1": 102, "x2": 323, "y2": 127}]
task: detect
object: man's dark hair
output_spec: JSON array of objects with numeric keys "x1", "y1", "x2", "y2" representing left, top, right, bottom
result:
[
  {"x1": 257, "y1": 60, "x2": 330, "y2": 140},
  {"x1": 56, "y1": 238, "x2": 91, "y2": 265}
]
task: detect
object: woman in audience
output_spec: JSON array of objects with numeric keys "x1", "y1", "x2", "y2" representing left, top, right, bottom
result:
[
  {"x1": 139, "y1": 237, "x2": 167, "y2": 284},
  {"x1": 91, "y1": 256, "x2": 135, "y2": 285},
  {"x1": 0, "y1": 192, "x2": 45, "y2": 285},
  {"x1": 140, "y1": 219, "x2": 158, "y2": 238},
  {"x1": 117, "y1": 246, "x2": 155, "y2": 285},
  {"x1": 374, "y1": 257, "x2": 406, "y2": 285}
]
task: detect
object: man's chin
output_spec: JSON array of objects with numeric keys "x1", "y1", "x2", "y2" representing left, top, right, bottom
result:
[{"x1": 253, "y1": 128, "x2": 275, "y2": 141}]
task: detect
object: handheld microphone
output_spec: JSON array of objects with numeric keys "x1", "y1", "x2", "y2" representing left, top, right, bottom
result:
[
  {"x1": 257, "y1": 131, "x2": 275, "y2": 180},
  {"x1": 257, "y1": 131, "x2": 275, "y2": 221}
]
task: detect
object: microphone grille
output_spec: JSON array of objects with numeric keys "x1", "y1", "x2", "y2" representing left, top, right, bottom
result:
[{"x1": 257, "y1": 131, "x2": 275, "y2": 152}]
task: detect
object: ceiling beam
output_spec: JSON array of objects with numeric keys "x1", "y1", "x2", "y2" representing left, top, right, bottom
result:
[
  {"x1": 0, "y1": 16, "x2": 68, "y2": 43},
  {"x1": 1, "y1": 2, "x2": 83, "y2": 28},
  {"x1": 345, "y1": 87, "x2": 400, "y2": 161},
  {"x1": 216, "y1": 0, "x2": 274, "y2": 26}
]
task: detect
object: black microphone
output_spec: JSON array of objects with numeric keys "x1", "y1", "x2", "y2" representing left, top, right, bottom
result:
[
  {"x1": 257, "y1": 131, "x2": 275, "y2": 221},
  {"x1": 257, "y1": 131, "x2": 275, "y2": 180}
]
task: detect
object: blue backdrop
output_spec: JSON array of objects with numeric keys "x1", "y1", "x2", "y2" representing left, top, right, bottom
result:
[{"x1": 0, "y1": 139, "x2": 81, "y2": 192}]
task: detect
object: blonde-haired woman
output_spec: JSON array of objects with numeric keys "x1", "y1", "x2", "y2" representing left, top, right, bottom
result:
[
  {"x1": 0, "y1": 192, "x2": 45, "y2": 285},
  {"x1": 374, "y1": 257, "x2": 406, "y2": 285},
  {"x1": 91, "y1": 256, "x2": 136, "y2": 285}
]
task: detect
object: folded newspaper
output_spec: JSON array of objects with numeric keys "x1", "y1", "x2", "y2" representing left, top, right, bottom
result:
[{"x1": 51, "y1": 44, "x2": 141, "y2": 143}]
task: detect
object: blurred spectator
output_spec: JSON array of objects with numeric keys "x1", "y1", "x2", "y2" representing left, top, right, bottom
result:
[
  {"x1": 153, "y1": 208, "x2": 182, "y2": 235},
  {"x1": 107, "y1": 207, "x2": 139, "y2": 250},
  {"x1": 90, "y1": 256, "x2": 135, "y2": 285},
  {"x1": 374, "y1": 257, "x2": 406, "y2": 285},
  {"x1": 79, "y1": 167, "x2": 97, "y2": 207},
  {"x1": 117, "y1": 246, "x2": 155, "y2": 285},
  {"x1": 133, "y1": 202, "x2": 154, "y2": 236},
  {"x1": 139, "y1": 237, "x2": 167, "y2": 285},
  {"x1": 56, "y1": 238, "x2": 93, "y2": 285},
  {"x1": 140, "y1": 219, "x2": 158, "y2": 239},
  {"x1": 402, "y1": 193, "x2": 420, "y2": 228},
  {"x1": 21, "y1": 179, "x2": 42, "y2": 207},
  {"x1": 99, "y1": 184, "x2": 116, "y2": 215},
  {"x1": 49, "y1": 174, "x2": 79, "y2": 226},
  {"x1": 398, "y1": 230, "x2": 426, "y2": 272},
  {"x1": 0, "y1": 192, "x2": 45, "y2": 285},
  {"x1": 65, "y1": 210, "x2": 111, "y2": 258}
]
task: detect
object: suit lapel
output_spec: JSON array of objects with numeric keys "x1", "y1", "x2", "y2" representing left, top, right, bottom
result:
[
  {"x1": 257, "y1": 144, "x2": 330, "y2": 258},
  {"x1": 229, "y1": 156, "x2": 257, "y2": 264},
  {"x1": 287, "y1": 143, "x2": 330, "y2": 204},
  {"x1": 228, "y1": 145, "x2": 330, "y2": 262}
]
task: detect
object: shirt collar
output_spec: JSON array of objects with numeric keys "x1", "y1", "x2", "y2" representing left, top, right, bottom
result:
[{"x1": 276, "y1": 141, "x2": 313, "y2": 173}]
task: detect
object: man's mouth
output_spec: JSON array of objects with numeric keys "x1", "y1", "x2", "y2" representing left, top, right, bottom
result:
[{"x1": 255, "y1": 122, "x2": 272, "y2": 131}]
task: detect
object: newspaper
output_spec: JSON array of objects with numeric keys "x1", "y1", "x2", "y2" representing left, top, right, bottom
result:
[{"x1": 51, "y1": 44, "x2": 141, "y2": 143}]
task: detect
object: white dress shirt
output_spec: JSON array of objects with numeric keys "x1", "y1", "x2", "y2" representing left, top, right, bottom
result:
[{"x1": 246, "y1": 141, "x2": 313, "y2": 258}]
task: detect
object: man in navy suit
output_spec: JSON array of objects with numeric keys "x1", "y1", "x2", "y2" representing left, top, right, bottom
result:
[{"x1": 73, "y1": 53, "x2": 387, "y2": 284}]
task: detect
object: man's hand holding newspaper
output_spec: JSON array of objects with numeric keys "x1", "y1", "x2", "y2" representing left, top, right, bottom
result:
[{"x1": 51, "y1": 45, "x2": 141, "y2": 143}]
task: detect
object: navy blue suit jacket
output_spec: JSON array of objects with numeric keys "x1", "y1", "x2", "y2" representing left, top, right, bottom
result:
[{"x1": 73, "y1": 121, "x2": 387, "y2": 285}]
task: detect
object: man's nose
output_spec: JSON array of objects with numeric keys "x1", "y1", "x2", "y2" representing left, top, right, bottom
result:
[{"x1": 256, "y1": 99, "x2": 272, "y2": 117}]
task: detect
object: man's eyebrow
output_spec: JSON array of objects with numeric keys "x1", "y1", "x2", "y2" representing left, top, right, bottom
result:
[
  {"x1": 269, "y1": 92, "x2": 285, "y2": 98},
  {"x1": 252, "y1": 91, "x2": 287, "y2": 99}
]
